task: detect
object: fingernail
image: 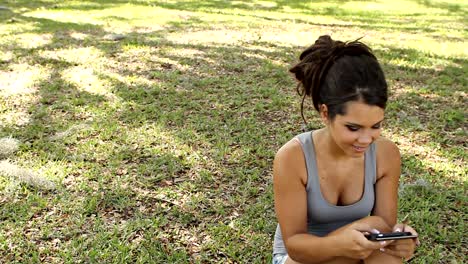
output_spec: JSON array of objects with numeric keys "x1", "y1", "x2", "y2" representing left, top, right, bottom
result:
[
  {"x1": 380, "y1": 248, "x2": 385, "y2": 252},
  {"x1": 380, "y1": 241, "x2": 386, "y2": 246},
  {"x1": 372, "y1": 229, "x2": 380, "y2": 234},
  {"x1": 395, "y1": 228, "x2": 401, "y2": 232}
]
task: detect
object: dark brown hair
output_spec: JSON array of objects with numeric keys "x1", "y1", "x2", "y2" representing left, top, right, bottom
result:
[{"x1": 289, "y1": 35, "x2": 388, "y2": 122}]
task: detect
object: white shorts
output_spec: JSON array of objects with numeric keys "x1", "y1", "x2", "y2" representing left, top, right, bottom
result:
[{"x1": 272, "y1": 253, "x2": 288, "y2": 264}]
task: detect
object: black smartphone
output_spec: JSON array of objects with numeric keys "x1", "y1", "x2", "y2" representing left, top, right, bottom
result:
[{"x1": 365, "y1": 232, "x2": 417, "y2": 241}]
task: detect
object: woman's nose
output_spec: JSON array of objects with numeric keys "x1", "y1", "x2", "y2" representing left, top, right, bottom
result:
[{"x1": 357, "y1": 133, "x2": 372, "y2": 144}]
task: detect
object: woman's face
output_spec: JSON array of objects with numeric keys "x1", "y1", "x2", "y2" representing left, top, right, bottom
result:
[{"x1": 324, "y1": 101, "x2": 385, "y2": 157}]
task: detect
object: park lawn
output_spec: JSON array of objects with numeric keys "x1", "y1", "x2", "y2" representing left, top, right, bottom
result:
[{"x1": 0, "y1": 0, "x2": 466, "y2": 263}]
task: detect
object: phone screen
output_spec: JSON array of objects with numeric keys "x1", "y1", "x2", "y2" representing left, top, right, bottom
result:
[{"x1": 365, "y1": 232, "x2": 417, "y2": 241}]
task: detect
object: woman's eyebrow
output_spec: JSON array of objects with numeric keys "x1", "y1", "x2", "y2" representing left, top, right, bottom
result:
[{"x1": 345, "y1": 119, "x2": 384, "y2": 127}]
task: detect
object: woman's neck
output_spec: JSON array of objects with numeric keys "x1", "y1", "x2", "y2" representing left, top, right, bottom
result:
[{"x1": 315, "y1": 128, "x2": 353, "y2": 161}]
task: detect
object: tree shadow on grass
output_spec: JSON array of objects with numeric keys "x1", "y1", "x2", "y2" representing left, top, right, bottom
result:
[
  {"x1": 398, "y1": 153, "x2": 466, "y2": 261},
  {"x1": 3, "y1": 0, "x2": 464, "y2": 37},
  {"x1": 139, "y1": 0, "x2": 460, "y2": 35},
  {"x1": 4, "y1": 35, "x2": 466, "y2": 263},
  {"x1": 111, "y1": 35, "x2": 466, "y2": 260},
  {"x1": 95, "y1": 34, "x2": 466, "y2": 260},
  {"x1": 0, "y1": 1, "x2": 466, "y2": 262},
  {"x1": 415, "y1": 0, "x2": 467, "y2": 14},
  {"x1": 377, "y1": 46, "x2": 467, "y2": 146},
  {"x1": 2, "y1": 0, "x2": 354, "y2": 12},
  {"x1": 0, "y1": 9, "x2": 294, "y2": 260}
]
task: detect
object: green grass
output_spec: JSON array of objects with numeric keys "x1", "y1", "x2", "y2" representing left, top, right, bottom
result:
[{"x1": 0, "y1": 0, "x2": 466, "y2": 263}]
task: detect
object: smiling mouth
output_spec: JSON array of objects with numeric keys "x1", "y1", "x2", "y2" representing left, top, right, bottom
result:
[{"x1": 352, "y1": 145, "x2": 367, "y2": 152}]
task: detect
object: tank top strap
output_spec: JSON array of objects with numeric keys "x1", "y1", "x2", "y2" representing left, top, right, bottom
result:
[
  {"x1": 365, "y1": 143, "x2": 377, "y2": 184},
  {"x1": 295, "y1": 131, "x2": 318, "y2": 192},
  {"x1": 296, "y1": 131, "x2": 377, "y2": 187}
]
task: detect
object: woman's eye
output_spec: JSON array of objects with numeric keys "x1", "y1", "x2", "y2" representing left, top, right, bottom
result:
[
  {"x1": 372, "y1": 124, "x2": 382, "y2": 129},
  {"x1": 346, "y1": 125, "x2": 359, "y2": 131}
]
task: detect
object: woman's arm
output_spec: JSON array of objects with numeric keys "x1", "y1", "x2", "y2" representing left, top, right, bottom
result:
[
  {"x1": 273, "y1": 140, "x2": 384, "y2": 263},
  {"x1": 373, "y1": 138, "x2": 419, "y2": 260},
  {"x1": 373, "y1": 138, "x2": 401, "y2": 226}
]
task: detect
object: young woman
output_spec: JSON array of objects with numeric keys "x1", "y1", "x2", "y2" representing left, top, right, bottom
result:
[{"x1": 272, "y1": 35, "x2": 419, "y2": 264}]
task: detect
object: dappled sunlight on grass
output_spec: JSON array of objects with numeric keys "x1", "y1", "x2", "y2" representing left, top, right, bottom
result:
[
  {"x1": 0, "y1": 0, "x2": 466, "y2": 262},
  {"x1": 167, "y1": 29, "x2": 253, "y2": 45},
  {"x1": 0, "y1": 50, "x2": 14, "y2": 63},
  {"x1": 62, "y1": 66, "x2": 113, "y2": 98},
  {"x1": 23, "y1": 4, "x2": 189, "y2": 33},
  {"x1": 386, "y1": 55, "x2": 451, "y2": 70},
  {"x1": 20, "y1": 158, "x2": 69, "y2": 185},
  {"x1": 0, "y1": 63, "x2": 48, "y2": 96},
  {"x1": 69, "y1": 31, "x2": 90, "y2": 40},
  {"x1": 23, "y1": 10, "x2": 106, "y2": 26},
  {"x1": 126, "y1": 123, "x2": 203, "y2": 166},
  {"x1": 0, "y1": 63, "x2": 50, "y2": 127},
  {"x1": 0, "y1": 22, "x2": 38, "y2": 37},
  {"x1": 375, "y1": 36, "x2": 466, "y2": 57},
  {"x1": 165, "y1": 48, "x2": 206, "y2": 59},
  {"x1": 385, "y1": 131, "x2": 465, "y2": 183},
  {"x1": 118, "y1": 45, "x2": 193, "y2": 75},
  {"x1": 0, "y1": 111, "x2": 32, "y2": 128},
  {"x1": 337, "y1": 0, "x2": 450, "y2": 13},
  {"x1": 40, "y1": 46, "x2": 104, "y2": 65},
  {"x1": 250, "y1": 0, "x2": 278, "y2": 8},
  {"x1": 100, "y1": 70, "x2": 153, "y2": 97},
  {"x1": 10, "y1": 33, "x2": 53, "y2": 49}
]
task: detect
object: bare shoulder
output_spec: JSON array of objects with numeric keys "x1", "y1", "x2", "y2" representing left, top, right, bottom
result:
[
  {"x1": 374, "y1": 137, "x2": 400, "y2": 158},
  {"x1": 374, "y1": 137, "x2": 401, "y2": 179},
  {"x1": 275, "y1": 137, "x2": 303, "y2": 161},
  {"x1": 273, "y1": 137, "x2": 306, "y2": 185}
]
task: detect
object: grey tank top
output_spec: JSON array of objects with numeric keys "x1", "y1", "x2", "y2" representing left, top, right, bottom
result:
[{"x1": 273, "y1": 131, "x2": 377, "y2": 255}]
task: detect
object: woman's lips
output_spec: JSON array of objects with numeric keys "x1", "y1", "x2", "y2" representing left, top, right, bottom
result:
[{"x1": 352, "y1": 145, "x2": 367, "y2": 152}]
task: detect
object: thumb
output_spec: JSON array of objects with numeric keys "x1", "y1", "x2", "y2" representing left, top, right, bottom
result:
[
  {"x1": 355, "y1": 232, "x2": 388, "y2": 250},
  {"x1": 353, "y1": 223, "x2": 380, "y2": 234},
  {"x1": 392, "y1": 223, "x2": 406, "y2": 232}
]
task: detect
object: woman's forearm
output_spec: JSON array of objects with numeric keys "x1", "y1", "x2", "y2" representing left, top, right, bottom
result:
[
  {"x1": 359, "y1": 215, "x2": 393, "y2": 233},
  {"x1": 286, "y1": 233, "x2": 342, "y2": 264},
  {"x1": 286, "y1": 216, "x2": 392, "y2": 263},
  {"x1": 327, "y1": 216, "x2": 393, "y2": 238}
]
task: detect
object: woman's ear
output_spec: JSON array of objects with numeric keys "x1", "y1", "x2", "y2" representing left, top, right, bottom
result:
[{"x1": 319, "y1": 104, "x2": 329, "y2": 123}]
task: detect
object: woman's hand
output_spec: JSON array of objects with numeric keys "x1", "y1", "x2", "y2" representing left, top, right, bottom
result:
[
  {"x1": 331, "y1": 222, "x2": 388, "y2": 260},
  {"x1": 382, "y1": 224, "x2": 420, "y2": 261}
]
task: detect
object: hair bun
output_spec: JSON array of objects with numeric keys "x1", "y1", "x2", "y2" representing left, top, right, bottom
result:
[
  {"x1": 289, "y1": 35, "x2": 382, "y2": 123},
  {"x1": 298, "y1": 35, "x2": 328, "y2": 61},
  {"x1": 289, "y1": 35, "x2": 340, "y2": 96}
]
